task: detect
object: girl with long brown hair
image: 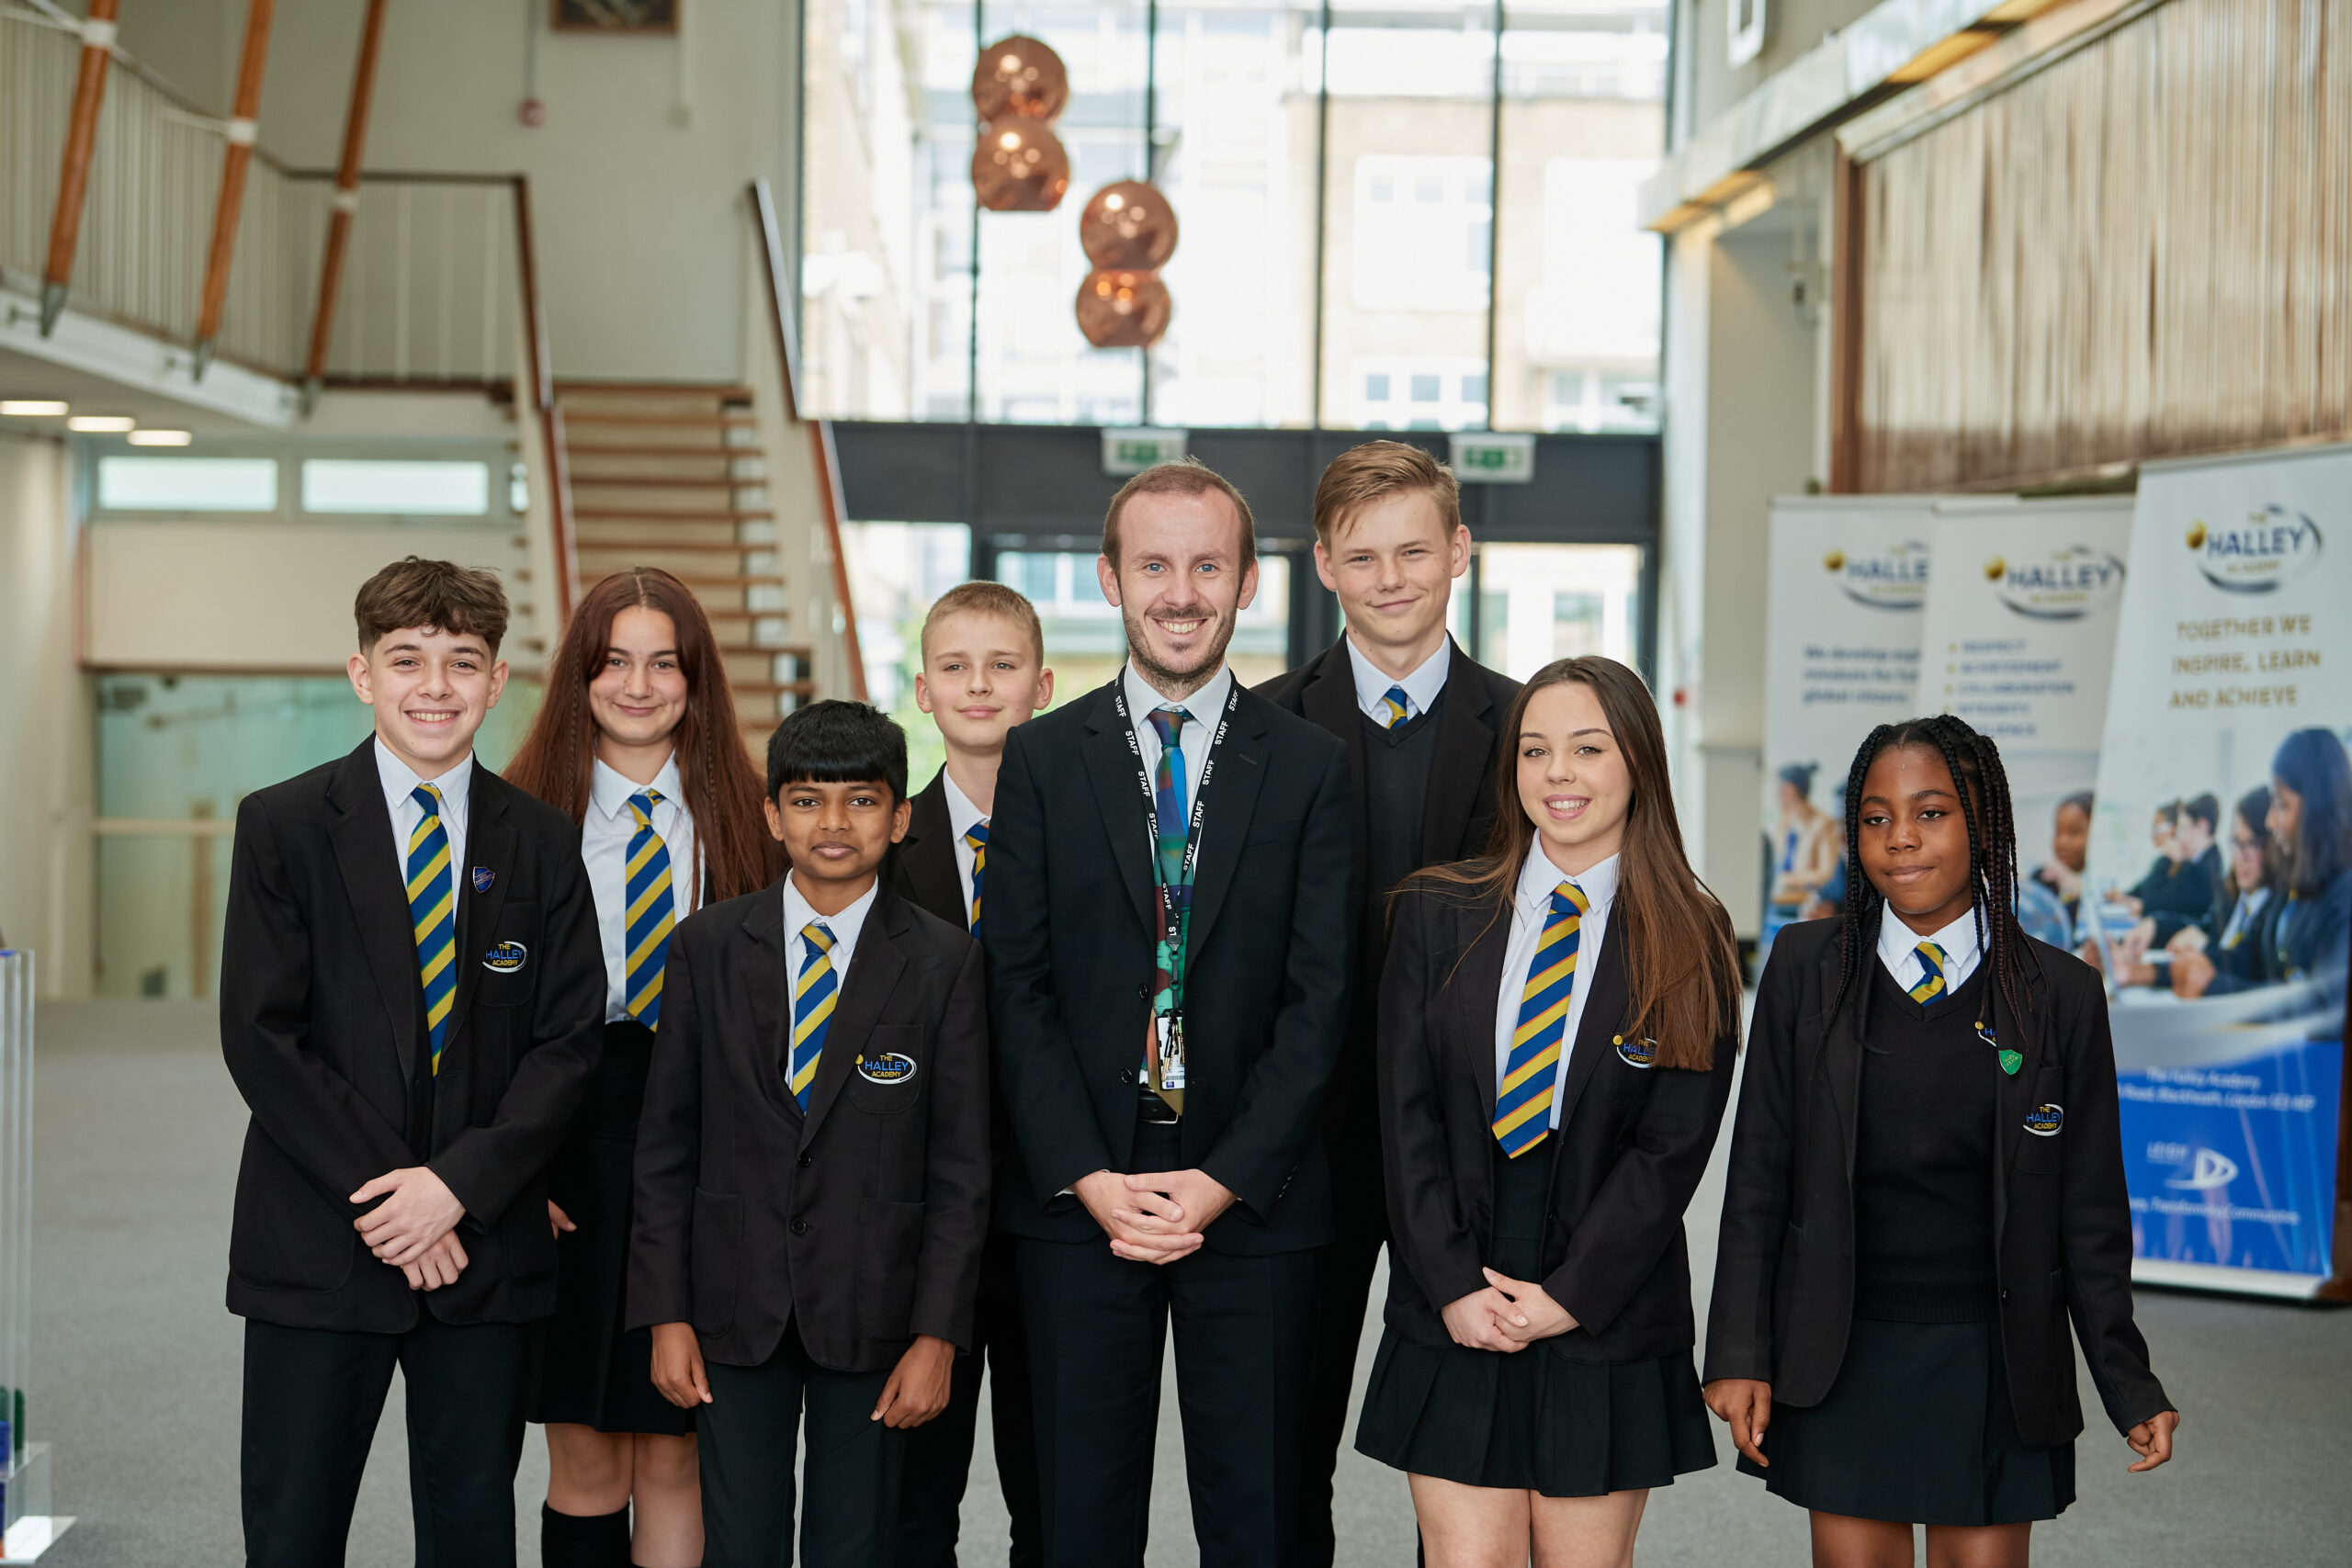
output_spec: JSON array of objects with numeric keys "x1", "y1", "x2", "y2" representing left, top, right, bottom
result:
[
  {"x1": 1355, "y1": 655, "x2": 1742, "y2": 1567},
  {"x1": 504, "y1": 567, "x2": 779, "y2": 1568}
]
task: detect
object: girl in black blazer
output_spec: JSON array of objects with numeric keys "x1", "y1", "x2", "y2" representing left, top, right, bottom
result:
[
  {"x1": 504, "y1": 568, "x2": 782, "y2": 1568},
  {"x1": 1358, "y1": 656, "x2": 1743, "y2": 1566},
  {"x1": 1707, "y1": 715, "x2": 2179, "y2": 1568}
]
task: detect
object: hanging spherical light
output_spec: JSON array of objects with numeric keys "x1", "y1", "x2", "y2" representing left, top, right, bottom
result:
[
  {"x1": 1074, "y1": 268, "x2": 1172, "y2": 348},
  {"x1": 971, "y1": 35, "x2": 1069, "y2": 123},
  {"x1": 1079, "y1": 180, "x2": 1180, "y2": 271},
  {"x1": 972, "y1": 118, "x2": 1071, "y2": 212}
]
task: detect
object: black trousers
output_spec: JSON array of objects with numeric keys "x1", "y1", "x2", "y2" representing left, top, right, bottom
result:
[
  {"x1": 898, "y1": 1226, "x2": 1042, "y2": 1567},
  {"x1": 241, "y1": 1314, "x2": 531, "y2": 1568},
  {"x1": 1018, "y1": 1123, "x2": 1321, "y2": 1568},
  {"x1": 700, "y1": 1320, "x2": 905, "y2": 1568},
  {"x1": 1298, "y1": 1225, "x2": 1385, "y2": 1566}
]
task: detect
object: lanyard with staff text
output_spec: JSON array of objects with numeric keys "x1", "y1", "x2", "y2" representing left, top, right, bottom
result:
[{"x1": 1108, "y1": 673, "x2": 1240, "y2": 1105}]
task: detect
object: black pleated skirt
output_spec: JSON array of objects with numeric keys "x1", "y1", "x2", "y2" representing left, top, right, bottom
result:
[
  {"x1": 1737, "y1": 1317, "x2": 2073, "y2": 1526},
  {"x1": 1353, "y1": 1136, "x2": 1715, "y2": 1497},
  {"x1": 526, "y1": 1020, "x2": 694, "y2": 1436}
]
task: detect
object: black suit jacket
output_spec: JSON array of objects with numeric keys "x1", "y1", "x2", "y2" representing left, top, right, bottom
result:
[
  {"x1": 1255, "y1": 637, "x2": 1519, "y2": 1217},
  {"x1": 219, "y1": 739, "x2": 606, "y2": 1332},
  {"x1": 890, "y1": 768, "x2": 970, "y2": 932},
  {"x1": 1377, "y1": 880, "x2": 1736, "y2": 1363},
  {"x1": 988, "y1": 676, "x2": 1352, "y2": 1255},
  {"x1": 628, "y1": 877, "x2": 991, "y2": 1373},
  {"x1": 1706, "y1": 916, "x2": 2172, "y2": 1446}
]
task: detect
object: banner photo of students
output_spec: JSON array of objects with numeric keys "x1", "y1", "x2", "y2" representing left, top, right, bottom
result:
[
  {"x1": 1921, "y1": 497, "x2": 2134, "y2": 953},
  {"x1": 2085, "y1": 442, "x2": 2352, "y2": 1298},
  {"x1": 1758, "y1": 497, "x2": 1941, "y2": 956}
]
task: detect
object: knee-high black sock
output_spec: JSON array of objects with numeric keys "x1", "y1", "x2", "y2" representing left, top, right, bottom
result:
[{"x1": 540, "y1": 1502, "x2": 633, "y2": 1568}]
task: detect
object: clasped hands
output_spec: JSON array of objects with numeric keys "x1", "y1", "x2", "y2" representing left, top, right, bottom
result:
[
  {"x1": 349, "y1": 1166, "x2": 467, "y2": 1292},
  {"x1": 1441, "y1": 1267, "x2": 1577, "y2": 1351},
  {"x1": 1074, "y1": 1168, "x2": 1236, "y2": 1264}
]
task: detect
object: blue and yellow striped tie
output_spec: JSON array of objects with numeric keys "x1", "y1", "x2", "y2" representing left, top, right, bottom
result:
[
  {"x1": 965, "y1": 818, "x2": 989, "y2": 938},
  {"x1": 1494, "y1": 880, "x2": 1589, "y2": 1157},
  {"x1": 789, "y1": 921, "x2": 838, "y2": 1111},
  {"x1": 624, "y1": 789, "x2": 676, "y2": 1027},
  {"x1": 1378, "y1": 684, "x2": 1411, "y2": 728},
  {"x1": 406, "y1": 784, "x2": 458, "y2": 1074},
  {"x1": 1909, "y1": 941, "x2": 1948, "y2": 1003}
]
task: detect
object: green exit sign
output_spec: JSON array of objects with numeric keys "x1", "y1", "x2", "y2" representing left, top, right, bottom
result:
[
  {"x1": 1448, "y1": 432, "x2": 1536, "y2": 484},
  {"x1": 1102, "y1": 427, "x2": 1190, "y2": 477}
]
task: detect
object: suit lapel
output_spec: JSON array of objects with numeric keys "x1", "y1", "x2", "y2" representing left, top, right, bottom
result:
[
  {"x1": 1992, "y1": 967, "x2": 2048, "y2": 1211},
  {"x1": 1453, "y1": 899, "x2": 1513, "y2": 1124},
  {"x1": 1182, "y1": 694, "x2": 1268, "y2": 962},
  {"x1": 442, "y1": 765, "x2": 514, "y2": 1062},
  {"x1": 897, "y1": 770, "x2": 967, "y2": 927},
  {"x1": 325, "y1": 740, "x2": 423, "y2": 1083},
  {"x1": 1817, "y1": 928, "x2": 1867, "y2": 1179},
  {"x1": 1298, "y1": 646, "x2": 1370, "y2": 897},
  {"x1": 800, "y1": 889, "x2": 910, "y2": 1147},
  {"x1": 1423, "y1": 640, "x2": 1501, "y2": 862},
  {"x1": 1080, "y1": 683, "x2": 1156, "y2": 930},
  {"x1": 741, "y1": 881, "x2": 799, "y2": 1119},
  {"x1": 1549, "y1": 918, "x2": 1631, "y2": 1134}
]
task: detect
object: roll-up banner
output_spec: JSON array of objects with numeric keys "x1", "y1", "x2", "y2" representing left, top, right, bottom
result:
[
  {"x1": 1920, "y1": 497, "x2": 2134, "y2": 953},
  {"x1": 1758, "y1": 497, "x2": 1940, "y2": 954},
  {"x1": 2086, "y1": 443, "x2": 2352, "y2": 1298}
]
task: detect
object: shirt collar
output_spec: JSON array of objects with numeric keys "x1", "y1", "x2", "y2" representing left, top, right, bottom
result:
[
  {"x1": 783, "y1": 873, "x2": 881, "y2": 957},
  {"x1": 374, "y1": 735, "x2": 473, "y2": 819},
  {"x1": 1123, "y1": 660, "x2": 1234, "y2": 730},
  {"x1": 1343, "y1": 634, "x2": 1452, "y2": 721},
  {"x1": 1877, "y1": 903, "x2": 1983, "y2": 977},
  {"x1": 1516, "y1": 845, "x2": 1620, "y2": 914},
  {"x1": 590, "y1": 753, "x2": 684, "y2": 822},
  {"x1": 941, "y1": 768, "x2": 988, "y2": 837}
]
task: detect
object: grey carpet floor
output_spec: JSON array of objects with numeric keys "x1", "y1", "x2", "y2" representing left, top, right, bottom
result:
[{"x1": 17, "y1": 999, "x2": 2350, "y2": 1565}]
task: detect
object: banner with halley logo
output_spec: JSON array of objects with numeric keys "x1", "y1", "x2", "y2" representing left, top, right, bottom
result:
[
  {"x1": 1919, "y1": 497, "x2": 2133, "y2": 953},
  {"x1": 1758, "y1": 497, "x2": 1940, "y2": 953},
  {"x1": 2086, "y1": 443, "x2": 2351, "y2": 1297}
]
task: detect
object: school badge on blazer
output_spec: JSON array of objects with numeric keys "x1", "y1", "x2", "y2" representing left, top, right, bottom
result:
[
  {"x1": 2023, "y1": 1103, "x2": 2064, "y2": 1137},
  {"x1": 855, "y1": 1052, "x2": 918, "y2": 1085},
  {"x1": 482, "y1": 940, "x2": 528, "y2": 973},
  {"x1": 472, "y1": 866, "x2": 494, "y2": 893},
  {"x1": 1612, "y1": 1034, "x2": 1656, "y2": 1068}
]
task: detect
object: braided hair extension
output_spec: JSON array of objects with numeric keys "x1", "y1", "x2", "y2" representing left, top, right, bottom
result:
[{"x1": 1829, "y1": 715, "x2": 2044, "y2": 1033}]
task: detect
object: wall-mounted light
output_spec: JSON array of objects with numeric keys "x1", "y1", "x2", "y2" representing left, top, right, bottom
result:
[
  {"x1": 67, "y1": 414, "x2": 137, "y2": 433},
  {"x1": 0, "y1": 400, "x2": 70, "y2": 417}
]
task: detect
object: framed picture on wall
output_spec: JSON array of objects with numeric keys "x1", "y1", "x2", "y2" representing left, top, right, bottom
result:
[{"x1": 551, "y1": 0, "x2": 678, "y2": 32}]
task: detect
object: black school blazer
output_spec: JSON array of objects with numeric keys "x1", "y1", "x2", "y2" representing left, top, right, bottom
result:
[
  {"x1": 628, "y1": 877, "x2": 991, "y2": 1374},
  {"x1": 218, "y1": 739, "x2": 606, "y2": 1332},
  {"x1": 987, "y1": 677, "x2": 1352, "y2": 1254},
  {"x1": 1705, "y1": 916, "x2": 2172, "y2": 1447},
  {"x1": 1377, "y1": 879, "x2": 1737, "y2": 1363}
]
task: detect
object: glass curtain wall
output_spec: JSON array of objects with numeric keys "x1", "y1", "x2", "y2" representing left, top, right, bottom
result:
[{"x1": 800, "y1": 0, "x2": 1667, "y2": 433}]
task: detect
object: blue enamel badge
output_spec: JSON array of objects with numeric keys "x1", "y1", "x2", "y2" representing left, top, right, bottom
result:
[
  {"x1": 2023, "y1": 1103, "x2": 2064, "y2": 1137},
  {"x1": 472, "y1": 866, "x2": 494, "y2": 894},
  {"x1": 856, "y1": 1052, "x2": 918, "y2": 1085},
  {"x1": 482, "y1": 940, "x2": 527, "y2": 974},
  {"x1": 1613, "y1": 1034, "x2": 1656, "y2": 1069}
]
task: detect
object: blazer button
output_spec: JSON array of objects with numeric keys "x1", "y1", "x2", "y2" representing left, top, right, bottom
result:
[
  {"x1": 790, "y1": 1216, "x2": 808, "y2": 1236},
  {"x1": 797, "y1": 1153, "x2": 812, "y2": 1169},
  {"x1": 1136, "y1": 982, "x2": 1151, "y2": 1001}
]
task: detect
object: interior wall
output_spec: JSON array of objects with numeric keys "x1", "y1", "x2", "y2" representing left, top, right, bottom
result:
[{"x1": 0, "y1": 432, "x2": 96, "y2": 998}]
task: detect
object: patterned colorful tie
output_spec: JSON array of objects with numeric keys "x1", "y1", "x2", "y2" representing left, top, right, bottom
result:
[
  {"x1": 1493, "y1": 880, "x2": 1589, "y2": 1157},
  {"x1": 1146, "y1": 705, "x2": 1193, "y2": 1114},
  {"x1": 406, "y1": 784, "x2": 457, "y2": 1074},
  {"x1": 965, "y1": 818, "x2": 989, "y2": 937},
  {"x1": 624, "y1": 789, "x2": 676, "y2": 1027},
  {"x1": 1909, "y1": 941, "x2": 1948, "y2": 1003},
  {"x1": 789, "y1": 921, "x2": 838, "y2": 1111},
  {"x1": 1379, "y1": 684, "x2": 1411, "y2": 728}
]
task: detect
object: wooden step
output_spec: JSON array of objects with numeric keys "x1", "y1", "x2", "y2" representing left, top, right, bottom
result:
[
  {"x1": 567, "y1": 475, "x2": 753, "y2": 490},
  {"x1": 568, "y1": 443, "x2": 766, "y2": 459},
  {"x1": 734, "y1": 681, "x2": 819, "y2": 697},
  {"x1": 575, "y1": 539, "x2": 776, "y2": 554},
  {"x1": 561, "y1": 412, "x2": 758, "y2": 428},
  {"x1": 583, "y1": 571, "x2": 783, "y2": 589},
  {"x1": 714, "y1": 644, "x2": 815, "y2": 660},
  {"x1": 575, "y1": 507, "x2": 776, "y2": 522}
]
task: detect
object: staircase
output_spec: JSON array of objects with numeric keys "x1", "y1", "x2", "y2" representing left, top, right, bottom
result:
[{"x1": 556, "y1": 381, "x2": 815, "y2": 743}]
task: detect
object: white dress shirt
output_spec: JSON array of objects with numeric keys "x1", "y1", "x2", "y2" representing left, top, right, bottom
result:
[
  {"x1": 583, "y1": 755, "x2": 701, "y2": 1022},
  {"x1": 1877, "y1": 904, "x2": 1984, "y2": 995},
  {"x1": 1344, "y1": 634, "x2": 1451, "y2": 726},
  {"x1": 942, "y1": 768, "x2": 989, "y2": 929},
  {"x1": 783, "y1": 874, "x2": 881, "y2": 1030},
  {"x1": 1123, "y1": 659, "x2": 1235, "y2": 820},
  {"x1": 375, "y1": 737, "x2": 473, "y2": 888},
  {"x1": 1492, "y1": 848, "x2": 1621, "y2": 1131},
  {"x1": 2217, "y1": 886, "x2": 2271, "y2": 950}
]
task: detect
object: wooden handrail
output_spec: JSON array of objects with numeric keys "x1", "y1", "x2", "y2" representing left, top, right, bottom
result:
[
  {"x1": 750, "y1": 177, "x2": 867, "y2": 703},
  {"x1": 38, "y1": 0, "x2": 119, "y2": 334},
  {"x1": 303, "y1": 0, "x2": 390, "y2": 394},
  {"x1": 194, "y1": 0, "x2": 277, "y2": 378},
  {"x1": 511, "y1": 177, "x2": 578, "y2": 626}
]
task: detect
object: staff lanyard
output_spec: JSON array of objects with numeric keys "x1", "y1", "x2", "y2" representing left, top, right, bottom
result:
[{"x1": 1107, "y1": 673, "x2": 1239, "y2": 980}]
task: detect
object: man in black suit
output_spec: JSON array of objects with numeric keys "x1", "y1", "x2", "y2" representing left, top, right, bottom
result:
[
  {"x1": 220, "y1": 558, "x2": 606, "y2": 1567},
  {"x1": 1254, "y1": 440, "x2": 1520, "y2": 1564},
  {"x1": 989, "y1": 459, "x2": 1351, "y2": 1568}
]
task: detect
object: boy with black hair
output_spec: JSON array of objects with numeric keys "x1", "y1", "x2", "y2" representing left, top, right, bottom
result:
[
  {"x1": 221, "y1": 556, "x2": 607, "y2": 1567},
  {"x1": 630, "y1": 700, "x2": 992, "y2": 1567}
]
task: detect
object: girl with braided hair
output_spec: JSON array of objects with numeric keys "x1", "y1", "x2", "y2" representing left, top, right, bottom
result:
[{"x1": 1705, "y1": 715, "x2": 2179, "y2": 1568}]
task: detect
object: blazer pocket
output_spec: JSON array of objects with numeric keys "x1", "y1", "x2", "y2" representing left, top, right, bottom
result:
[
  {"x1": 1241, "y1": 813, "x2": 1306, "y2": 848},
  {"x1": 844, "y1": 1025, "x2": 926, "y2": 1116},
  {"x1": 855, "y1": 1197, "x2": 927, "y2": 1341},
  {"x1": 689, "y1": 1188, "x2": 742, "y2": 1336},
  {"x1": 229, "y1": 1199, "x2": 358, "y2": 1294},
  {"x1": 474, "y1": 899, "x2": 542, "y2": 1009}
]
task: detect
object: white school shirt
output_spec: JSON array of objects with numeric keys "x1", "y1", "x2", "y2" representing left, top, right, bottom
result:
[
  {"x1": 2216, "y1": 886, "x2": 2271, "y2": 950},
  {"x1": 376, "y1": 737, "x2": 472, "y2": 890},
  {"x1": 1343, "y1": 634, "x2": 1451, "y2": 726},
  {"x1": 942, "y1": 769, "x2": 988, "y2": 929},
  {"x1": 783, "y1": 874, "x2": 880, "y2": 1029},
  {"x1": 583, "y1": 755, "x2": 701, "y2": 1022},
  {"x1": 1122, "y1": 659, "x2": 1234, "y2": 822},
  {"x1": 1876, "y1": 906, "x2": 1984, "y2": 996},
  {"x1": 1491, "y1": 849, "x2": 1621, "y2": 1131}
]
